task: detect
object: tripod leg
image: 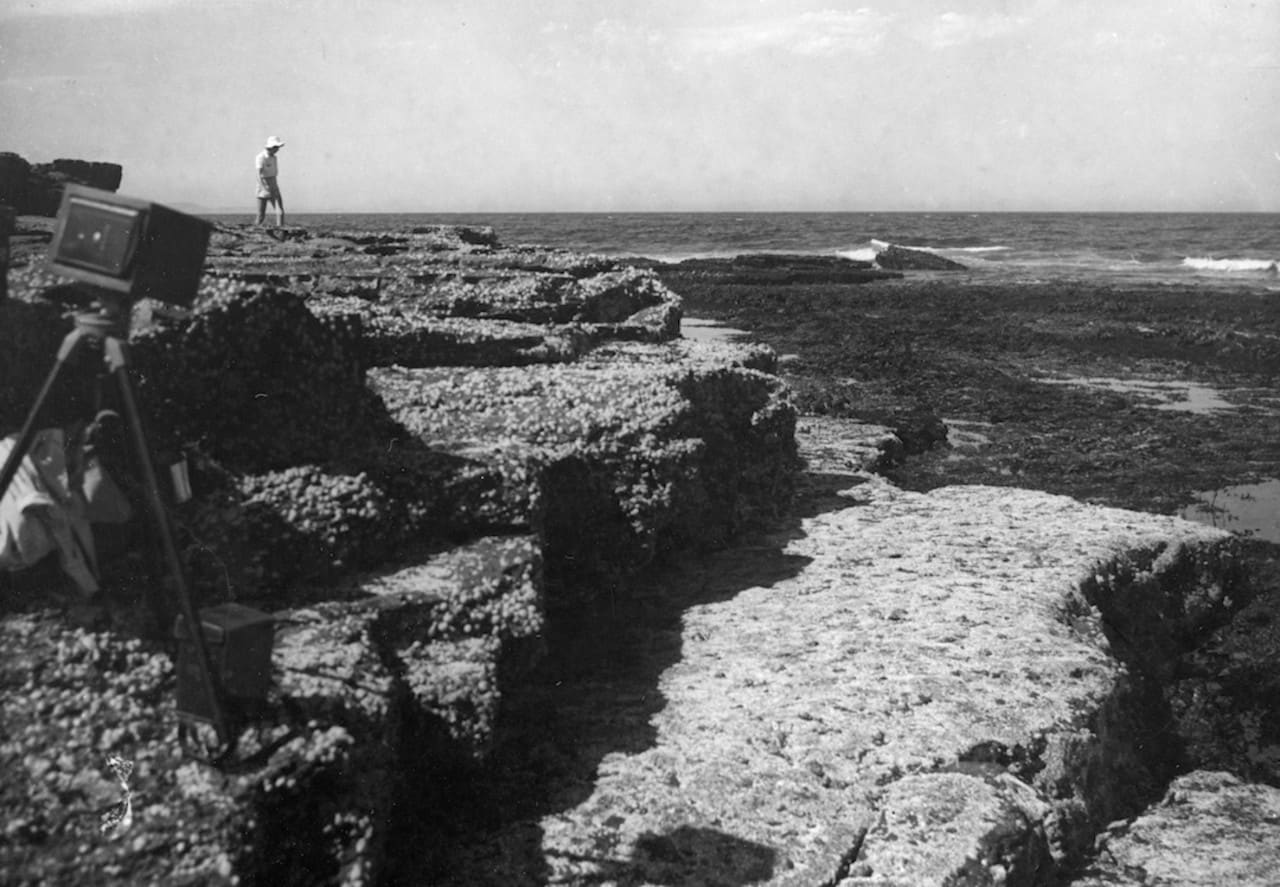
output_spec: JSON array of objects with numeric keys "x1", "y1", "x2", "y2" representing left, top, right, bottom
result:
[
  {"x1": 103, "y1": 335, "x2": 232, "y2": 751},
  {"x1": 0, "y1": 328, "x2": 90, "y2": 502}
]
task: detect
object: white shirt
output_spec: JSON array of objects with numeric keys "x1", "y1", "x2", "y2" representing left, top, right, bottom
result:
[{"x1": 256, "y1": 150, "x2": 278, "y2": 178}]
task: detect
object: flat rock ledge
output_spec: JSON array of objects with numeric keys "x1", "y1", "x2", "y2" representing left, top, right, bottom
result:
[
  {"x1": 1073, "y1": 770, "x2": 1280, "y2": 886},
  {"x1": 442, "y1": 430, "x2": 1242, "y2": 886}
]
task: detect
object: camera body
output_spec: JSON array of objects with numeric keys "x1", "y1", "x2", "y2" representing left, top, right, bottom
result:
[{"x1": 48, "y1": 185, "x2": 211, "y2": 308}]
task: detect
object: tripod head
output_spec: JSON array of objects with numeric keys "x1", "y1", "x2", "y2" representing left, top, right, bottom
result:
[
  {"x1": 35, "y1": 283, "x2": 135, "y2": 354},
  {"x1": 69, "y1": 290, "x2": 132, "y2": 343}
]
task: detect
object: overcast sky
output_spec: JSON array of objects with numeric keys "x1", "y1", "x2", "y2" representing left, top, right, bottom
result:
[{"x1": 2, "y1": 0, "x2": 1278, "y2": 213}]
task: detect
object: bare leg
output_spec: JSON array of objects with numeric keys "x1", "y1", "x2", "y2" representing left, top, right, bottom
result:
[
  {"x1": 274, "y1": 192, "x2": 285, "y2": 227},
  {"x1": 255, "y1": 197, "x2": 267, "y2": 225}
]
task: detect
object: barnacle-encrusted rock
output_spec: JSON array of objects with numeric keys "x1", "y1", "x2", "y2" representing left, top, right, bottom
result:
[
  {"x1": 0, "y1": 221, "x2": 800, "y2": 886},
  {"x1": 355, "y1": 534, "x2": 544, "y2": 648},
  {"x1": 370, "y1": 265, "x2": 680, "y2": 338},
  {"x1": 238, "y1": 465, "x2": 397, "y2": 587},
  {"x1": 308, "y1": 299, "x2": 594, "y2": 367},
  {"x1": 397, "y1": 636, "x2": 504, "y2": 755},
  {"x1": 371, "y1": 338, "x2": 797, "y2": 595},
  {"x1": 0, "y1": 282, "x2": 70, "y2": 429},
  {"x1": 0, "y1": 613, "x2": 397, "y2": 887},
  {"x1": 409, "y1": 224, "x2": 500, "y2": 249},
  {"x1": 130, "y1": 284, "x2": 387, "y2": 472}
]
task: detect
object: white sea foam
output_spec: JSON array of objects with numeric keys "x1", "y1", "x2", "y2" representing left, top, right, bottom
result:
[
  {"x1": 838, "y1": 247, "x2": 879, "y2": 262},
  {"x1": 1182, "y1": 257, "x2": 1278, "y2": 273},
  {"x1": 867, "y1": 238, "x2": 1008, "y2": 255}
]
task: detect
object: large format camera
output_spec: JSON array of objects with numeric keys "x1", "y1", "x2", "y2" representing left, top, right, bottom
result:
[{"x1": 49, "y1": 184, "x2": 212, "y2": 307}]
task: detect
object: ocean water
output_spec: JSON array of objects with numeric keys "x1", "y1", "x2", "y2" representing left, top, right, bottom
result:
[{"x1": 214, "y1": 211, "x2": 1280, "y2": 289}]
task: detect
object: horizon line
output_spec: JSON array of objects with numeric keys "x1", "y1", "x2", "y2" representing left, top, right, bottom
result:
[{"x1": 190, "y1": 207, "x2": 1280, "y2": 216}]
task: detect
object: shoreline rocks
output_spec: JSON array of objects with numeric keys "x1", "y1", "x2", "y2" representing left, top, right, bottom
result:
[
  {"x1": 0, "y1": 152, "x2": 123, "y2": 216},
  {"x1": 873, "y1": 243, "x2": 968, "y2": 271},
  {"x1": 0, "y1": 222, "x2": 800, "y2": 885},
  {"x1": 2, "y1": 233, "x2": 1275, "y2": 886},
  {"x1": 654, "y1": 253, "x2": 903, "y2": 286}
]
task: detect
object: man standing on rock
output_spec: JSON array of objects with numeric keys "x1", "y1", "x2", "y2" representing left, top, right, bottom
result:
[{"x1": 254, "y1": 136, "x2": 285, "y2": 227}]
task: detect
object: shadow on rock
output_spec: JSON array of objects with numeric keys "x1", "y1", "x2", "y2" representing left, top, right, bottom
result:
[
  {"x1": 418, "y1": 486, "x2": 855, "y2": 884},
  {"x1": 549, "y1": 825, "x2": 776, "y2": 886}
]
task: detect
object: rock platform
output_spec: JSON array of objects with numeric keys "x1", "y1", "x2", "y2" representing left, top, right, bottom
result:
[
  {"x1": 0, "y1": 221, "x2": 796, "y2": 886},
  {"x1": 0, "y1": 223, "x2": 1273, "y2": 885},
  {"x1": 438, "y1": 418, "x2": 1251, "y2": 886}
]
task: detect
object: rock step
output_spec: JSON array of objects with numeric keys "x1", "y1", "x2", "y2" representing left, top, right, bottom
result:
[
  {"x1": 370, "y1": 339, "x2": 797, "y2": 595},
  {"x1": 1071, "y1": 771, "x2": 1280, "y2": 885},
  {"x1": 437, "y1": 454, "x2": 1241, "y2": 885},
  {"x1": 0, "y1": 534, "x2": 542, "y2": 886},
  {"x1": 294, "y1": 533, "x2": 544, "y2": 651},
  {"x1": 277, "y1": 533, "x2": 543, "y2": 751},
  {"x1": 315, "y1": 308, "x2": 598, "y2": 367},
  {"x1": 238, "y1": 533, "x2": 544, "y2": 883}
]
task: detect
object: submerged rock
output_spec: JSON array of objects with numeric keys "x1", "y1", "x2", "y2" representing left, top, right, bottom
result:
[{"x1": 662, "y1": 253, "x2": 902, "y2": 285}]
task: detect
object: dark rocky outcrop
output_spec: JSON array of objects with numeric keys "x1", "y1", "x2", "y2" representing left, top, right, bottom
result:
[
  {"x1": 0, "y1": 153, "x2": 31, "y2": 212},
  {"x1": 659, "y1": 252, "x2": 901, "y2": 285},
  {"x1": 875, "y1": 243, "x2": 967, "y2": 271},
  {"x1": 0, "y1": 151, "x2": 123, "y2": 216}
]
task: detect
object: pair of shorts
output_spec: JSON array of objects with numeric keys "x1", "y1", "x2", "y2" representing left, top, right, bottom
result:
[{"x1": 257, "y1": 178, "x2": 281, "y2": 200}]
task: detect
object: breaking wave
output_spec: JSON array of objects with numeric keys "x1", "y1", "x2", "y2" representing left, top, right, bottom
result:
[
  {"x1": 867, "y1": 238, "x2": 1009, "y2": 255},
  {"x1": 1182, "y1": 257, "x2": 1278, "y2": 273}
]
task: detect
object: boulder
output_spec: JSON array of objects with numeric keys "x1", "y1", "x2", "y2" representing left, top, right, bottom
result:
[
  {"x1": 39, "y1": 159, "x2": 123, "y2": 193},
  {"x1": 0, "y1": 152, "x2": 31, "y2": 211},
  {"x1": 0, "y1": 152, "x2": 123, "y2": 216},
  {"x1": 1073, "y1": 771, "x2": 1280, "y2": 886},
  {"x1": 875, "y1": 243, "x2": 967, "y2": 271}
]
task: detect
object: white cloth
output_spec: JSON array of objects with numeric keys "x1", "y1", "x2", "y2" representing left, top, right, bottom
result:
[{"x1": 0, "y1": 430, "x2": 98, "y2": 594}]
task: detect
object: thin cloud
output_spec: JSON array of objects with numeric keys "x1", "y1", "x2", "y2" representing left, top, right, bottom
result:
[
  {"x1": 0, "y1": 74, "x2": 84, "y2": 86},
  {"x1": 922, "y1": 11, "x2": 1027, "y2": 49},
  {"x1": 1, "y1": 0, "x2": 244, "y2": 19},
  {"x1": 677, "y1": 9, "x2": 894, "y2": 59}
]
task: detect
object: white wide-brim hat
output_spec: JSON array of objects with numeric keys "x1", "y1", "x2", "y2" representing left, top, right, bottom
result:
[{"x1": 264, "y1": 136, "x2": 285, "y2": 148}]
